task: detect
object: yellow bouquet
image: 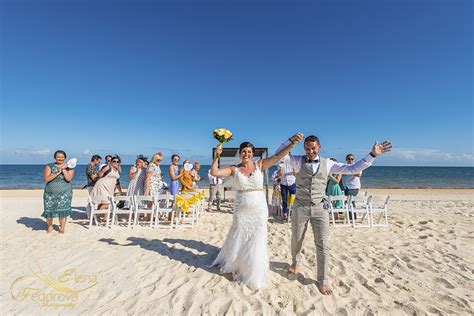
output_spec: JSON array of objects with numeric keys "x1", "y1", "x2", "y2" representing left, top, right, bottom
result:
[{"x1": 213, "y1": 128, "x2": 233, "y2": 158}]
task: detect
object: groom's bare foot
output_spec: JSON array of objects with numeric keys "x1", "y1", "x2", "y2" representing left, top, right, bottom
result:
[
  {"x1": 288, "y1": 263, "x2": 300, "y2": 274},
  {"x1": 318, "y1": 283, "x2": 333, "y2": 295}
]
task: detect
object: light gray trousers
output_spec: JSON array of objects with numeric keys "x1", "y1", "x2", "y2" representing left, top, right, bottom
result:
[{"x1": 291, "y1": 202, "x2": 330, "y2": 285}]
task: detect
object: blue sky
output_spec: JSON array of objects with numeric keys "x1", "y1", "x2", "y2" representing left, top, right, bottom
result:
[{"x1": 1, "y1": 0, "x2": 472, "y2": 166}]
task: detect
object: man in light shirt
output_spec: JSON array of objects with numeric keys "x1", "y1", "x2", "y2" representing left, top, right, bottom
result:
[
  {"x1": 276, "y1": 133, "x2": 391, "y2": 295},
  {"x1": 279, "y1": 156, "x2": 296, "y2": 221},
  {"x1": 342, "y1": 154, "x2": 362, "y2": 214},
  {"x1": 208, "y1": 169, "x2": 224, "y2": 211}
]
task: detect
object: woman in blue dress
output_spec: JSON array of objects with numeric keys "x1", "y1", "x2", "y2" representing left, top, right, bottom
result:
[
  {"x1": 168, "y1": 154, "x2": 183, "y2": 196},
  {"x1": 42, "y1": 150, "x2": 75, "y2": 233}
]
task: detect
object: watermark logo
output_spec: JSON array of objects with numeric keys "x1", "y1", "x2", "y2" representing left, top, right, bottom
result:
[{"x1": 10, "y1": 264, "x2": 98, "y2": 309}]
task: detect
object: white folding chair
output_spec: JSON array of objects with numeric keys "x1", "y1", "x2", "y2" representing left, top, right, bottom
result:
[
  {"x1": 88, "y1": 195, "x2": 112, "y2": 228},
  {"x1": 369, "y1": 196, "x2": 390, "y2": 227},
  {"x1": 155, "y1": 194, "x2": 175, "y2": 229},
  {"x1": 190, "y1": 190, "x2": 206, "y2": 218},
  {"x1": 328, "y1": 195, "x2": 351, "y2": 227},
  {"x1": 175, "y1": 194, "x2": 198, "y2": 228},
  {"x1": 134, "y1": 196, "x2": 156, "y2": 228},
  {"x1": 349, "y1": 195, "x2": 372, "y2": 228},
  {"x1": 110, "y1": 195, "x2": 135, "y2": 229}
]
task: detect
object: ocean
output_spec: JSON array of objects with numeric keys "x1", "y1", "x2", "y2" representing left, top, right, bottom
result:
[{"x1": 0, "y1": 165, "x2": 473, "y2": 190}]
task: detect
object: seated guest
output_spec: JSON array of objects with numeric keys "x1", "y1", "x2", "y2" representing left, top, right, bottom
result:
[{"x1": 179, "y1": 160, "x2": 194, "y2": 193}]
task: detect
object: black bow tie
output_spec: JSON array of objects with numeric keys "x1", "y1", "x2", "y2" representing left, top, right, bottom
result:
[{"x1": 307, "y1": 159, "x2": 319, "y2": 163}]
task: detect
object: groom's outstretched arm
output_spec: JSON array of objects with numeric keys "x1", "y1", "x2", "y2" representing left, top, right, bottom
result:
[{"x1": 330, "y1": 141, "x2": 392, "y2": 175}]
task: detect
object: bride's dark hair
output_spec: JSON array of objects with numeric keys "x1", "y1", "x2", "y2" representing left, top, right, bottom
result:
[{"x1": 239, "y1": 142, "x2": 255, "y2": 154}]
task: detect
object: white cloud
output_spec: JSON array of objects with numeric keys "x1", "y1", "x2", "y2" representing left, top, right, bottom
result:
[
  {"x1": 389, "y1": 147, "x2": 474, "y2": 164},
  {"x1": 31, "y1": 148, "x2": 51, "y2": 155},
  {"x1": 83, "y1": 149, "x2": 92, "y2": 156}
]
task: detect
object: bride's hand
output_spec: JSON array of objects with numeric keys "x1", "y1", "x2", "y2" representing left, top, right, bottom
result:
[{"x1": 215, "y1": 143, "x2": 223, "y2": 159}]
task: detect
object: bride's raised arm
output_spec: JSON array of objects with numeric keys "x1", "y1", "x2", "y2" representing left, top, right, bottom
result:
[
  {"x1": 210, "y1": 144, "x2": 234, "y2": 178},
  {"x1": 260, "y1": 133, "x2": 304, "y2": 171}
]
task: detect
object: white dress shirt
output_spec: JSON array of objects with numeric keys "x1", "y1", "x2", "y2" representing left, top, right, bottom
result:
[
  {"x1": 342, "y1": 171, "x2": 362, "y2": 189},
  {"x1": 279, "y1": 156, "x2": 296, "y2": 186},
  {"x1": 208, "y1": 170, "x2": 223, "y2": 185},
  {"x1": 276, "y1": 140, "x2": 375, "y2": 176}
]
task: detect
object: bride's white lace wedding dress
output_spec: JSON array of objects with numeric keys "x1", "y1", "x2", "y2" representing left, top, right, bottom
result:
[{"x1": 211, "y1": 162, "x2": 269, "y2": 289}]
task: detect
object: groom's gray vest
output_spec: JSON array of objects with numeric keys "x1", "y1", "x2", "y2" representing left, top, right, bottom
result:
[{"x1": 294, "y1": 157, "x2": 329, "y2": 206}]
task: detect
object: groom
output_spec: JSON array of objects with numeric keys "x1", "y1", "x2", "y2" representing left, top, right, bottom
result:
[{"x1": 276, "y1": 133, "x2": 391, "y2": 295}]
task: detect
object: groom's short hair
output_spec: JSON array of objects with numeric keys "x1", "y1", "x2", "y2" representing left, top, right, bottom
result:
[{"x1": 304, "y1": 135, "x2": 320, "y2": 146}]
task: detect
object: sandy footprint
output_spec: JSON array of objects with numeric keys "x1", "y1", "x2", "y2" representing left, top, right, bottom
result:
[{"x1": 435, "y1": 277, "x2": 455, "y2": 289}]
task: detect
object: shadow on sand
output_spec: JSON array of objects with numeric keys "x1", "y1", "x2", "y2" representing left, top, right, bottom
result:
[
  {"x1": 17, "y1": 217, "x2": 48, "y2": 231},
  {"x1": 99, "y1": 237, "x2": 229, "y2": 278}
]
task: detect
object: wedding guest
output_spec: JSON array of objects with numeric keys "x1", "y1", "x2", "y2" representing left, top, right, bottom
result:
[
  {"x1": 191, "y1": 161, "x2": 203, "y2": 188},
  {"x1": 179, "y1": 160, "x2": 194, "y2": 193},
  {"x1": 271, "y1": 177, "x2": 282, "y2": 215},
  {"x1": 168, "y1": 154, "x2": 183, "y2": 196},
  {"x1": 42, "y1": 150, "x2": 74, "y2": 233},
  {"x1": 272, "y1": 161, "x2": 283, "y2": 183},
  {"x1": 326, "y1": 158, "x2": 343, "y2": 209},
  {"x1": 99, "y1": 155, "x2": 112, "y2": 171},
  {"x1": 99, "y1": 154, "x2": 123, "y2": 195},
  {"x1": 85, "y1": 154, "x2": 102, "y2": 218},
  {"x1": 279, "y1": 155, "x2": 297, "y2": 221},
  {"x1": 113, "y1": 155, "x2": 124, "y2": 195},
  {"x1": 342, "y1": 154, "x2": 362, "y2": 210},
  {"x1": 208, "y1": 169, "x2": 223, "y2": 211},
  {"x1": 91, "y1": 156, "x2": 121, "y2": 220},
  {"x1": 145, "y1": 152, "x2": 164, "y2": 197},
  {"x1": 127, "y1": 155, "x2": 147, "y2": 196}
]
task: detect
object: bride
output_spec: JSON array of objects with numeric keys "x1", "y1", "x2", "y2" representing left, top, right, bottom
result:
[{"x1": 210, "y1": 134, "x2": 304, "y2": 289}]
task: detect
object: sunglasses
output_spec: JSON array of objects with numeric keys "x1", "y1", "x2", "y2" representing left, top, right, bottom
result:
[
  {"x1": 112, "y1": 160, "x2": 119, "y2": 163},
  {"x1": 347, "y1": 158, "x2": 354, "y2": 161}
]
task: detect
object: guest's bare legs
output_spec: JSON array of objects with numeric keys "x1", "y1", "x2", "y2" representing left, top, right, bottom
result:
[
  {"x1": 59, "y1": 217, "x2": 67, "y2": 233},
  {"x1": 98, "y1": 204, "x2": 109, "y2": 223},
  {"x1": 46, "y1": 218, "x2": 53, "y2": 233}
]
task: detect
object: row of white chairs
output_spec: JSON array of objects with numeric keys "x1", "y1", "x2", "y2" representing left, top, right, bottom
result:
[
  {"x1": 174, "y1": 191, "x2": 207, "y2": 227},
  {"x1": 87, "y1": 192, "x2": 206, "y2": 229},
  {"x1": 327, "y1": 194, "x2": 389, "y2": 228}
]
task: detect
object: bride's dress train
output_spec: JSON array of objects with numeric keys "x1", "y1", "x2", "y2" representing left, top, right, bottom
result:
[{"x1": 211, "y1": 163, "x2": 269, "y2": 289}]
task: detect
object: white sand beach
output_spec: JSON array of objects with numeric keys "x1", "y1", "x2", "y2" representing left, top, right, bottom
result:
[{"x1": 1, "y1": 189, "x2": 473, "y2": 315}]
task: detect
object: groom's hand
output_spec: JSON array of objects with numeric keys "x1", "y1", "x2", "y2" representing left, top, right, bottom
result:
[
  {"x1": 371, "y1": 141, "x2": 392, "y2": 156},
  {"x1": 290, "y1": 133, "x2": 304, "y2": 144}
]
